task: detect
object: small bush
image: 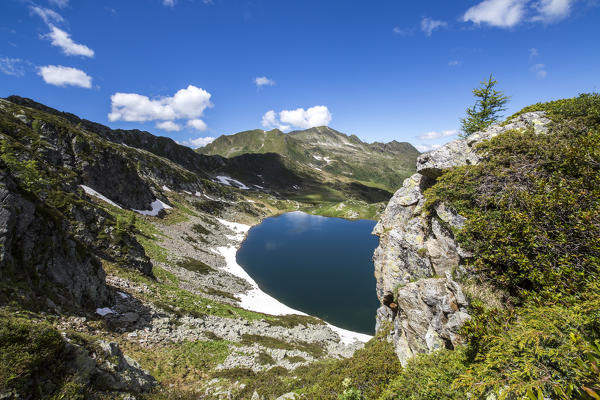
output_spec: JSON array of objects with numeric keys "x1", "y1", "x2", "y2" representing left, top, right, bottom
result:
[
  {"x1": 297, "y1": 335, "x2": 402, "y2": 400},
  {"x1": 379, "y1": 348, "x2": 468, "y2": 400},
  {"x1": 190, "y1": 223, "x2": 211, "y2": 236},
  {"x1": 0, "y1": 315, "x2": 68, "y2": 398},
  {"x1": 176, "y1": 257, "x2": 213, "y2": 274}
]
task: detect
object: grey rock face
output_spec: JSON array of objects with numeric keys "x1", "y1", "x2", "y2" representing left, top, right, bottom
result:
[
  {"x1": 0, "y1": 168, "x2": 110, "y2": 309},
  {"x1": 377, "y1": 273, "x2": 470, "y2": 366},
  {"x1": 37, "y1": 120, "x2": 156, "y2": 211},
  {"x1": 93, "y1": 340, "x2": 156, "y2": 392},
  {"x1": 66, "y1": 339, "x2": 156, "y2": 393},
  {"x1": 373, "y1": 113, "x2": 550, "y2": 364}
]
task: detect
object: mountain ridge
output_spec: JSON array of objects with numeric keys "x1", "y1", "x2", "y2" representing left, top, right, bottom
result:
[{"x1": 198, "y1": 125, "x2": 420, "y2": 192}]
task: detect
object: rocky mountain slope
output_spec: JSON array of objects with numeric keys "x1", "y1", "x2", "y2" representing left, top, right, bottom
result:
[
  {"x1": 4, "y1": 96, "x2": 408, "y2": 221},
  {"x1": 0, "y1": 96, "x2": 372, "y2": 399},
  {"x1": 198, "y1": 126, "x2": 419, "y2": 193}
]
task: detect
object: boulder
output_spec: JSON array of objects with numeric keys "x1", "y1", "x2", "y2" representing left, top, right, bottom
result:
[{"x1": 93, "y1": 340, "x2": 156, "y2": 392}]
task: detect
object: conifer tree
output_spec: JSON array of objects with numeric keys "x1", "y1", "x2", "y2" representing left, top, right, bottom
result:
[{"x1": 460, "y1": 74, "x2": 510, "y2": 137}]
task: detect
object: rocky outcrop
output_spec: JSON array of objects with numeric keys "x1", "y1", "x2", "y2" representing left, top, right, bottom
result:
[
  {"x1": 416, "y1": 111, "x2": 550, "y2": 178},
  {"x1": 373, "y1": 112, "x2": 550, "y2": 364},
  {"x1": 66, "y1": 338, "x2": 156, "y2": 393},
  {"x1": 0, "y1": 167, "x2": 111, "y2": 310}
]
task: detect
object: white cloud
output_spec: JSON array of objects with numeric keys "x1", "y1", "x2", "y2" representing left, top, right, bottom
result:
[
  {"x1": 108, "y1": 85, "x2": 212, "y2": 122},
  {"x1": 420, "y1": 17, "x2": 447, "y2": 36},
  {"x1": 156, "y1": 121, "x2": 182, "y2": 131},
  {"x1": 30, "y1": 6, "x2": 63, "y2": 25},
  {"x1": 463, "y1": 0, "x2": 526, "y2": 27},
  {"x1": 417, "y1": 130, "x2": 457, "y2": 140},
  {"x1": 45, "y1": 25, "x2": 94, "y2": 57},
  {"x1": 38, "y1": 65, "x2": 92, "y2": 88},
  {"x1": 261, "y1": 110, "x2": 289, "y2": 131},
  {"x1": 262, "y1": 106, "x2": 332, "y2": 131},
  {"x1": 532, "y1": 0, "x2": 573, "y2": 22},
  {"x1": 529, "y1": 47, "x2": 539, "y2": 58},
  {"x1": 416, "y1": 144, "x2": 443, "y2": 152},
  {"x1": 177, "y1": 136, "x2": 216, "y2": 148},
  {"x1": 392, "y1": 27, "x2": 407, "y2": 35},
  {"x1": 448, "y1": 60, "x2": 461, "y2": 67},
  {"x1": 255, "y1": 76, "x2": 275, "y2": 88},
  {"x1": 280, "y1": 106, "x2": 332, "y2": 129},
  {"x1": 530, "y1": 63, "x2": 547, "y2": 78},
  {"x1": 463, "y1": 0, "x2": 574, "y2": 27},
  {"x1": 48, "y1": 0, "x2": 69, "y2": 8},
  {"x1": 0, "y1": 58, "x2": 25, "y2": 77},
  {"x1": 187, "y1": 118, "x2": 207, "y2": 131},
  {"x1": 163, "y1": 0, "x2": 175, "y2": 6}
]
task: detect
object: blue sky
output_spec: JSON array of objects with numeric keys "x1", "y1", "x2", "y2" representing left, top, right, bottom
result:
[{"x1": 1, "y1": 0, "x2": 599, "y2": 151}]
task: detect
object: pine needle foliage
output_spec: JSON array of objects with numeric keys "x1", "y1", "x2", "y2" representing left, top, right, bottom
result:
[{"x1": 460, "y1": 74, "x2": 510, "y2": 137}]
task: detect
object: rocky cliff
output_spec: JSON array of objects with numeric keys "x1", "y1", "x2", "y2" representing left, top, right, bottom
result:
[{"x1": 373, "y1": 112, "x2": 551, "y2": 365}]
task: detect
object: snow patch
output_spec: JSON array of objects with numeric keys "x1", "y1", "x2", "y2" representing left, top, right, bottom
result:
[
  {"x1": 326, "y1": 324, "x2": 372, "y2": 345},
  {"x1": 204, "y1": 193, "x2": 219, "y2": 201},
  {"x1": 132, "y1": 199, "x2": 172, "y2": 216},
  {"x1": 117, "y1": 291, "x2": 129, "y2": 299},
  {"x1": 80, "y1": 185, "x2": 122, "y2": 209},
  {"x1": 162, "y1": 185, "x2": 172, "y2": 192},
  {"x1": 96, "y1": 307, "x2": 114, "y2": 316},
  {"x1": 215, "y1": 175, "x2": 250, "y2": 190},
  {"x1": 217, "y1": 218, "x2": 250, "y2": 234},
  {"x1": 312, "y1": 155, "x2": 333, "y2": 164}
]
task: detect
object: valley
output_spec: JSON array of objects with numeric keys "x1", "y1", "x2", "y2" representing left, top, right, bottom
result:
[
  {"x1": 0, "y1": 96, "x2": 408, "y2": 399},
  {"x1": 1, "y1": 93, "x2": 599, "y2": 400}
]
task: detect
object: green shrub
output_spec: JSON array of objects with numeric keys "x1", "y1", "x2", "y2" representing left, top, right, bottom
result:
[
  {"x1": 297, "y1": 335, "x2": 402, "y2": 400},
  {"x1": 0, "y1": 315, "x2": 69, "y2": 398},
  {"x1": 176, "y1": 257, "x2": 214, "y2": 274},
  {"x1": 510, "y1": 92, "x2": 600, "y2": 126},
  {"x1": 457, "y1": 297, "x2": 597, "y2": 399},
  {"x1": 191, "y1": 223, "x2": 211, "y2": 236},
  {"x1": 423, "y1": 93, "x2": 600, "y2": 399},
  {"x1": 379, "y1": 348, "x2": 468, "y2": 400},
  {"x1": 425, "y1": 98, "x2": 600, "y2": 300}
]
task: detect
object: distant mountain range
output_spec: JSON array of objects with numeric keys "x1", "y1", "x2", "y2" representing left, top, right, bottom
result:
[{"x1": 198, "y1": 126, "x2": 419, "y2": 193}]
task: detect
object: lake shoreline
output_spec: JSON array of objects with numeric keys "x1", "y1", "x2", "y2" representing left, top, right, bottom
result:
[{"x1": 218, "y1": 212, "x2": 374, "y2": 344}]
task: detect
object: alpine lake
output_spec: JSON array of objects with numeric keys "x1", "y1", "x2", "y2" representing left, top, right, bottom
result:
[{"x1": 236, "y1": 211, "x2": 380, "y2": 335}]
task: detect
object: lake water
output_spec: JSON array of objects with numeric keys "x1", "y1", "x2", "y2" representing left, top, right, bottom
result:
[{"x1": 236, "y1": 211, "x2": 380, "y2": 334}]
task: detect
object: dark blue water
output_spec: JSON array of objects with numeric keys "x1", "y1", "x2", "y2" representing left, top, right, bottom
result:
[{"x1": 236, "y1": 211, "x2": 379, "y2": 334}]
